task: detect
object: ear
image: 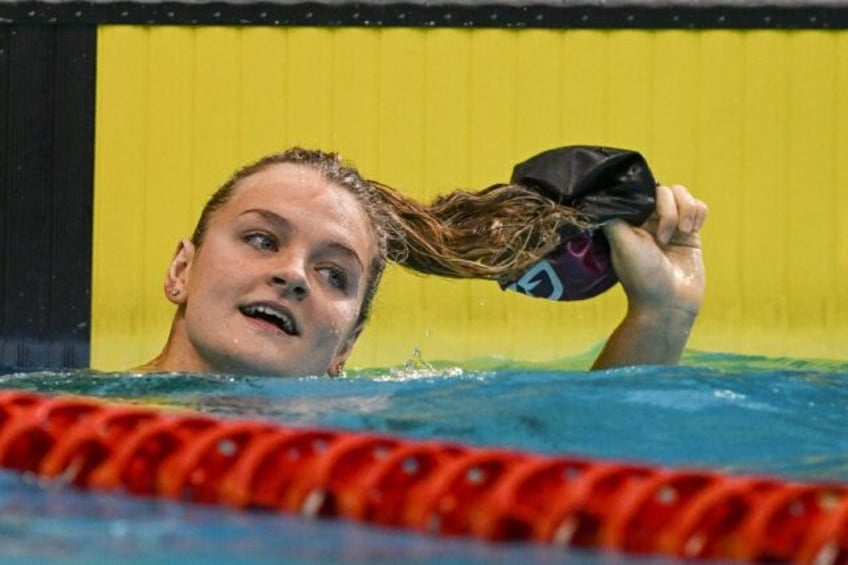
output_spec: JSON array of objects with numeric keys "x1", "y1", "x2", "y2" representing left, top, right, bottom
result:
[
  {"x1": 164, "y1": 239, "x2": 196, "y2": 305},
  {"x1": 328, "y1": 324, "x2": 364, "y2": 377}
]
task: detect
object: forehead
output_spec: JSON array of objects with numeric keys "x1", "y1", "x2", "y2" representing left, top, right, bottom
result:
[
  {"x1": 221, "y1": 162, "x2": 378, "y2": 253},
  {"x1": 233, "y1": 162, "x2": 354, "y2": 205}
]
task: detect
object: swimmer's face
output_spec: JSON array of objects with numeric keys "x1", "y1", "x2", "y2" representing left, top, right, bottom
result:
[{"x1": 165, "y1": 163, "x2": 378, "y2": 376}]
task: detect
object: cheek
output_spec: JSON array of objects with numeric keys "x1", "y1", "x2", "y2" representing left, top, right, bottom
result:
[
  {"x1": 189, "y1": 246, "x2": 252, "y2": 295},
  {"x1": 318, "y1": 298, "x2": 362, "y2": 342}
]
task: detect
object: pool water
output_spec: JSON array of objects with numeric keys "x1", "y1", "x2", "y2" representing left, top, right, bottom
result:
[{"x1": 0, "y1": 351, "x2": 846, "y2": 564}]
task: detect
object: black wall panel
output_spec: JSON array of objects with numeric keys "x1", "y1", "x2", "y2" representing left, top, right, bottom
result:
[{"x1": 0, "y1": 25, "x2": 96, "y2": 369}]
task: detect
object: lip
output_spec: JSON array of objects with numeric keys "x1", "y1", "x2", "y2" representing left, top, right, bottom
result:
[{"x1": 238, "y1": 301, "x2": 300, "y2": 336}]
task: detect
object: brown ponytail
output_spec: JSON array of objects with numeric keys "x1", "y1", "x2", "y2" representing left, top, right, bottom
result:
[{"x1": 369, "y1": 180, "x2": 590, "y2": 282}]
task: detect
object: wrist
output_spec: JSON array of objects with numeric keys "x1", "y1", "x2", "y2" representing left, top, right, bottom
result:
[
  {"x1": 591, "y1": 304, "x2": 698, "y2": 370},
  {"x1": 624, "y1": 304, "x2": 699, "y2": 334}
]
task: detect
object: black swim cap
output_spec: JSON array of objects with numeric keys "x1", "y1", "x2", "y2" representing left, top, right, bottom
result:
[{"x1": 502, "y1": 145, "x2": 656, "y2": 301}]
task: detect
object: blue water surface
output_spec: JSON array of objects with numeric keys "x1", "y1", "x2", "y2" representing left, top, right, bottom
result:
[{"x1": 0, "y1": 351, "x2": 846, "y2": 564}]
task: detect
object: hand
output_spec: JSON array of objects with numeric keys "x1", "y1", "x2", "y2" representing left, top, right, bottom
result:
[
  {"x1": 592, "y1": 184, "x2": 708, "y2": 369},
  {"x1": 603, "y1": 184, "x2": 708, "y2": 318}
]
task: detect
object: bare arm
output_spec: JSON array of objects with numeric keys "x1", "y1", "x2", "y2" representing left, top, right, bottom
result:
[{"x1": 592, "y1": 184, "x2": 708, "y2": 369}]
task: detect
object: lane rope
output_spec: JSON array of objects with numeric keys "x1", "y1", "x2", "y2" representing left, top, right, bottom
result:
[{"x1": 0, "y1": 390, "x2": 845, "y2": 563}]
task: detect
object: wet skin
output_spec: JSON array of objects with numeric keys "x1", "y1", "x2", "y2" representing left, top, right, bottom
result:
[{"x1": 152, "y1": 163, "x2": 378, "y2": 377}]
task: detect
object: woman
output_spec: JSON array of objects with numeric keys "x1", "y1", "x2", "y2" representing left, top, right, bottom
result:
[{"x1": 137, "y1": 146, "x2": 707, "y2": 376}]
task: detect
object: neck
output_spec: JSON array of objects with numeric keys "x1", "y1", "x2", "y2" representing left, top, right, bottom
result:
[{"x1": 134, "y1": 315, "x2": 211, "y2": 374}]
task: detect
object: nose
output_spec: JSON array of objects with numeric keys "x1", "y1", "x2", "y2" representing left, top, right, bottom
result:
[{"x1": 270, "y1": 267, "x2": 309, "y2": 301}]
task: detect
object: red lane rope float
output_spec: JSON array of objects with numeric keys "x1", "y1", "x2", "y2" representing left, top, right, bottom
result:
[{"x1": 0, "y1": 390, "x2": 847, "y2": 564}]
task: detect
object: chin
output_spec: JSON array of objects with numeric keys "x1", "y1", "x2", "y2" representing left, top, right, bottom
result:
[
  {"x1": 205, "y1": 342, "x2": 328, "y2": 377},
  {"x1": 208, "y1": 350, "x2": 292, "y2": 377},
  {"x1": 238, "y1": 360, "x2": 295, "y2": 377}
]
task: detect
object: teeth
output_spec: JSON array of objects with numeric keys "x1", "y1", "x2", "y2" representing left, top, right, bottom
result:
[{"x1": 243, "y1": 305, "x2": 296, "y2": 335}]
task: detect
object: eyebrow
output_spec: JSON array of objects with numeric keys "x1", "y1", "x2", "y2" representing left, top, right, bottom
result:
[{"x1": 240, "y1": 208, "x2": 365, "y2": 273}]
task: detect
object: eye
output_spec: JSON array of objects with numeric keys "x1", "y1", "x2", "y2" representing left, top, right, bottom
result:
[
  {"x1": 319, "y1": 266, "x2": 349, "y2": 292},
  {"x1": 244, "y1": 232, "x2": 277, "y2": 252}
]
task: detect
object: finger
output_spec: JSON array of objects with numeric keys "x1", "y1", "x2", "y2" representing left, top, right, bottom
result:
[
  {"x1": 692, "y1": 198, "x2": 709, "y2": 232},
  {"x1": 654, "y1": 185, "x2": 678, "y2": 244},
  {"x1": 670, "y1": 184, "x2": 699, "y2": 234}
]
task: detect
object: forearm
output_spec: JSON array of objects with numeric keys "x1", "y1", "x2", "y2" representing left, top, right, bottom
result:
[{"x1": 591, "y1": 306, "x2": 697, "y2": 370}]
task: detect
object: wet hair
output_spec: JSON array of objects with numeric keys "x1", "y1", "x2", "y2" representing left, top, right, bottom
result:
[
  {"x1": 370, "y1": 180, "x2": 588, "y2": 282},
  {"x1": 191, "y1": 147, "x2": 589, "y2": 328}
]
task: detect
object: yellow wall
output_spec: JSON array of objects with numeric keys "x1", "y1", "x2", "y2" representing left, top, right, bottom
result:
[{"x1": 92, "y1": 26, "x2": 848, "y2": 370}]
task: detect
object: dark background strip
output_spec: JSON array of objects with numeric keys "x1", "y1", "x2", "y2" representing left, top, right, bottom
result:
[
  {"x1": 1, "y1": 2, "x2": 848, "y2": 29},
  {"x1": 0, "y1": 25, "x2": 95, "y2": 369}
]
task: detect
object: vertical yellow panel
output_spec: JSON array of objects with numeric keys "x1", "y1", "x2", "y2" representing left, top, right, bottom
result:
[
  {"x1": 836, "y1": 33, "x2": 848, "y2": 355},
  {"x1": 193, "y1": 28, "x2": 243, "y2": 186},
  {"x1": 239, "y1": 27, "x2": 289, "y2": 159},
  {"x1": 650, "y1": 31, "x2": 699, "y2": 180},
  {"x1": 785, "y1": 32, "x2": 837, "y2": 357},
  {"x1": 468, "y1": 30, "x2": 517, "y2": 182},
  {"x1": 93, "y1": 26, "x2": 150, "y2": 369},
  {"x1": 741, "y1": 32, "x2": 791, "y2": 351},
  {"x1": 606, "y1": 31, "x2": 653, "y2": 151},
  {"x1": 690, "y1": 31, "x2": 747, "y2": 351},
  {"x1": 330, "y1": 28, "x2": 380, "y2": 165},
  {"x1": 560, "y1": 31, "x2": 610, "y2": 141},
  {"x1": 374, "y1": 29, "x2": 427, "y2": 182},
  {"x1": 421, "y1": 29, "x2": 472, "y2": 196},
  {"x1": 514, "y1": 30, "x2": 564, "y2": 154},
  {"x1": 286, "y1": 28, "x2": 335, "y2": 148}
]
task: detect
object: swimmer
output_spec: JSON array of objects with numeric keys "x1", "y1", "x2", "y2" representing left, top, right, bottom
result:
[{"x1": 136, "y1": 147, "x2": 707, "y2": 376}]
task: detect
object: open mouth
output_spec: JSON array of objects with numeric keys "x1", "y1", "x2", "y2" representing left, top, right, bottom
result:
[{"x1": 239, "y1": 303, "x2": 299, "y2": 336}]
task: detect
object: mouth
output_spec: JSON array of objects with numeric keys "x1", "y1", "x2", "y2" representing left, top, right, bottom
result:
[{"x1": 239, "y1": 303, "x2": 300, "y2": 336}]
